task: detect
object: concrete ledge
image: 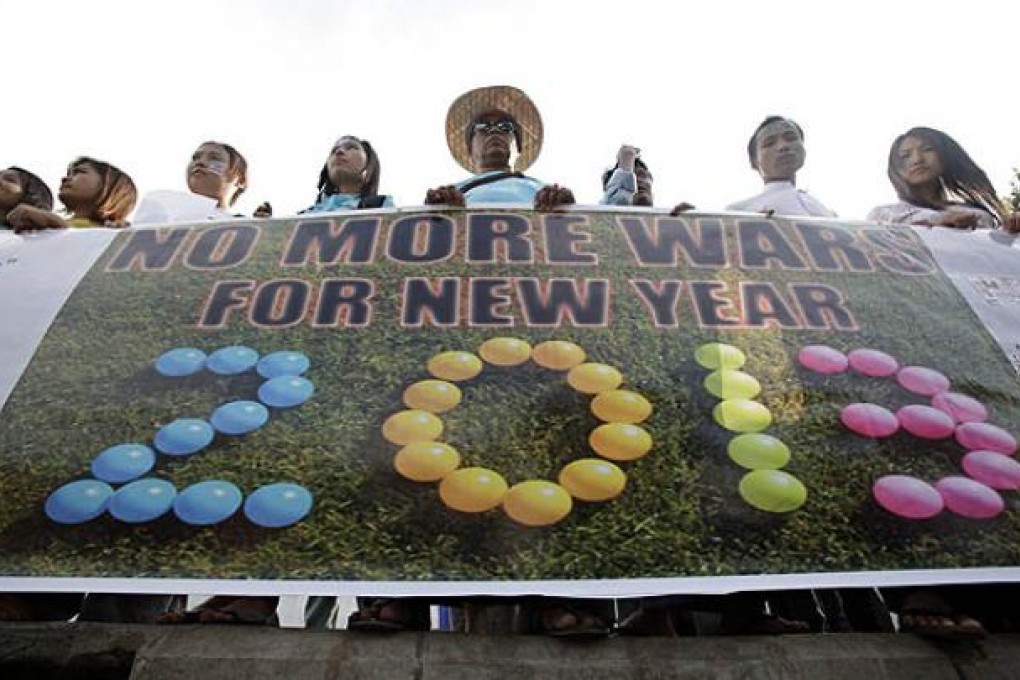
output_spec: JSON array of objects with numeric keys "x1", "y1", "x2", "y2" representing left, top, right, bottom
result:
[{"x1": 1, "y1": 624, "x2": 1019, "y2": 679}]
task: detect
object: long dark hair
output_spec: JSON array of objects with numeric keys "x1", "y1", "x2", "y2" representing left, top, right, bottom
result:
[
  {"x1": 888, "y1": 127, "x2": 1005, "y2": 224},
  {"x1": 316, "y1": 137, "x2": 380, "y2": 203},
  {"x1": 66, "y1": 157, "x2": 138, "y2": 223}
]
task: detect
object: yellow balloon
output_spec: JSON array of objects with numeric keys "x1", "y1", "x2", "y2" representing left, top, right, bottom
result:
[
  {"x1": 559, "y1": 459, "x2": 627, "y2": 501},
  {"x1": 591, "y1": 390, "x2": 653, "y2": 424},
  {"x1": 713, "y1": 399, "x2": 772, "y2": 433},
  {"x1": 703, "y1": 370, "x2": 761, "y2": 400},
  {"x1": 738, "y1": 470, "x2": 807, "y2": 513},
  {"x1": 502, "y1": 480, "x2": 573, "y2": 527},
  {"x1": 567, "y1": 363, "x2": 624, "y2": 394},
  {"x1": 394, "y1": 442, "x2": 461, "y2": 482},
  {"x1": 589, "y1": 423, "x2": 653, "y2": 461},
  {"x1": 479, "y1": 337, "x2": 532, "y2": 366},
  {"x1": 439, "y1": 467, "x2": 508, "y2": 513},
  {"x1": 532, "y1": 341, "x2": 586, "y2": 371},
  {"x1": 382, "y1": 410, "x2": 443, "y2": 445},
  {"x1": 694, "y1": 342, "x2": 746, "y2": 370},
  {"x1": 403, "y1": 379, "x2": 462, "y2": 413},
  {"x1": 427, "y1": 351, "x2": 483, "y2": 381}
]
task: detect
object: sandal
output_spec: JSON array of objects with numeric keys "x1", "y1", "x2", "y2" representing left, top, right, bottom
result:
[
  {"x1": 617, "y1": 607, "x2": 678, "y2": 637},
  {"x1": 533, "y1": 604, "x2": 611, "y2": 640},
  {"x1": 157, "y1": 596, "x2": 277, "y2": 626},
  {"x1": 346, "y1": 599, "x2": 428, "y2": 633},
  {"x1": 899, "y1": 612, "x2": 985, "y2": 640},
  {"x1": 739, "y1": 614, "x2": 811, "y2": 635},
  {"x1": 0, "y1": 595, "x2": 34, "y2": 621}
]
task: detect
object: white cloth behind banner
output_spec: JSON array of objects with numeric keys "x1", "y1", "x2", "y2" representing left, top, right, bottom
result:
[
  {"x1": 915, "y1": 228, "x2": 1020, "y2": 375},
  {"x1": 0, "y1": 229, "x2": 118, "y2": 410},
  {"x1": 132, "y1": 190, "x2": 222, "y2": 225}
]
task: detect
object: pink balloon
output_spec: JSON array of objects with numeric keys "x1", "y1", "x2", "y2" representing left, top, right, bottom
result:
[
  {"x1": 873, "y1": 475, "x2": 943, "y2": 519},
  {"x1": 797, "y1": 345, "x2": 849, "y2": 374},
  {"x1": 841, "y1": 403, "x2": 899, "y2": 438},
  {"x1": 847, "y1": 348, "x2": 899, "y2": 377},
  {"x1": 962, "y1": 451, "x2": 1020, "y2": 490},
  {"x1": 896, "y1": 366, "x2": 950, "y2": 396},
  {"x1": 935, "y1": 476, "x2": 1004, "y2": 519},
  {"x1": 896, "y1": 404, "x2": 956, "y2": 440},
  {"x1": 955, "y1": 422, "x2": 1018, "y2": 455},
  {"x1": 931, "y1": 392, "x2": 989, "y2": 424}
]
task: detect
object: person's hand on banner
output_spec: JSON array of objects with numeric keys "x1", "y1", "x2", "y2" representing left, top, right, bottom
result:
[
  {"x1": 6, "y1": 205, "x2": 68, "y2": 233},
  {"x1": 534, "y1": 184, "x2": 575, "y2": 212},
  {"x1": 424, "y1": 185, "x2": 466, "y2": 207},
  {"x1": 931, "y1": 210, "x2": 979, "y2": 230},
  {"x1": 1003, "y1": 212, "x2": 1020, "y2": 233},
  {"x1": 669, "y1": 202, "x2": 697, "y2": 216}
]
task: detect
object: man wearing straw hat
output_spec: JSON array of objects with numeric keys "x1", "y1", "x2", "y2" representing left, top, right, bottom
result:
[{"x1": 425, "y1": 85, "x2": 574, "y2": 210}]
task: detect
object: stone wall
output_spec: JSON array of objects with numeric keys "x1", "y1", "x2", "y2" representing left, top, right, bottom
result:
[{"x1": 2, "y1": 624, "x2": 1020, "y2": 679}]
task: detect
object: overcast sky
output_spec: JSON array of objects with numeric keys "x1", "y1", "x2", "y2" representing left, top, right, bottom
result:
[{"x1": 6, "y1": 0, "x2": 1019, "y2": 220}]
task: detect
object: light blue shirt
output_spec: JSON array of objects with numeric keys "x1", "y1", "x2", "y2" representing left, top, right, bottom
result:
[
  {"x1": 455, "y1": 171, "x2": 545, "y2": 205},
  {"x1": 305, "y1": 193, "x2": 394, "y2": 213},
  {"x1": 601, "y1": 168, "x2": 637, "y2": 205}
]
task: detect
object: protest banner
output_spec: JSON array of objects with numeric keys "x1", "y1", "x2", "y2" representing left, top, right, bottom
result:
[{"x1": 0, "y1": 208, "x2": 1018, "y2": 597}]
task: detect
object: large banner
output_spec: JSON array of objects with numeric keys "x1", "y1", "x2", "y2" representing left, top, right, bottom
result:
[{"x1": 0, "y1": 208, "x2": 1018, "y2": 597}]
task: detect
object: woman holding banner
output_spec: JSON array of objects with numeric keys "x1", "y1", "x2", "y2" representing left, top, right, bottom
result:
[
  {"x1": 868, "y1": 126, "x2": 1020, "y2": 232},
  {"x1": 303, "y1": 135, "x2": 393, "y2": 213}
]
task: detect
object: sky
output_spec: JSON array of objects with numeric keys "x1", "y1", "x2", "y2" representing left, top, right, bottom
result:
[{"x1": 5, "y1": 0, "x2": 1020, "y2": 220}]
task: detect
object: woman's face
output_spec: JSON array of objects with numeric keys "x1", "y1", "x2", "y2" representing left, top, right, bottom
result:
[
  {"x1": 187, "y1": 143, "x2": 235, "y2": 203},
  {"x1": 896, "y1": 136, "x2": 943, "y2": 187},
  {"x1": 326, "y1": 136, "x2": 368, "y2": 187},
  {"x1": 0, "y1": 168, "x2": 24, "y2": 210},
  {"x1": 59, "y1": 163, "x2": 103, "y2": 209}
]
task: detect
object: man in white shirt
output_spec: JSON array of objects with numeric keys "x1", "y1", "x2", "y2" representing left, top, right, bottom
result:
[{"x1": 727, "y1": 116, "x2": 836, "y2": 218}]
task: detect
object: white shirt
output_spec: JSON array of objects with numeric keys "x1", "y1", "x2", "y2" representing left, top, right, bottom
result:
[
  {"x1": 866, "y1": 201, "x2": 997, "y2": 230},
  {"x1": 727, "y1": 181, "x2": 837, "y2": 218}
]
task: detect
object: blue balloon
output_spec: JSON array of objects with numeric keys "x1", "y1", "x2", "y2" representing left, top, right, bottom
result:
[
  {"x1": 258, "y1": 376, "x2": 314, "y2": 408},
  {"x1": 154, "y1": 418, "x2": 215, "y2": 456},
  {"x1": 210, "y1": 401, "x2": 269, "y2": 435},
  {"x1": 45, "y1": 479, "x2": 114, "y2": 524},
  {"x1": 244, "y1": 483, "x2": 313, "y2": 528},
  {"x1": 205, "y1": 345, "x2": 259, "y2": 375},
  {"x1": 173, "y1": 480, "x2": 243, "y2": 526},
  {"x1": 108, "y1": 478, "x2": 176, "y2": 523},
  {"x1": 256, "y1": 351, "x2": 310, "y2": 379},
  {"x1": 91, "y1": 443, "x2": 155, "y2": 483},
  {"x1": 154, "y1": 347, "x2": 207, "y2": 377}
]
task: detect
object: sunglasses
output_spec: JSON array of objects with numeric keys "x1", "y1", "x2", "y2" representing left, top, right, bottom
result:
[{"x1": 472, "y1": 120, "x2": 517, "y2": 136}]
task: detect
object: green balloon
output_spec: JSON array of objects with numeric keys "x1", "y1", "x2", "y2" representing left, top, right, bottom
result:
[
  {"x1": 728, "y1": 433, "x2": 790, "y2": 470},
  {"x1": 739, "y1": 470, "x2": 806, "y2": 513},
  {"x1": 713, "y1": 399, "x2": 772, "y2": 433},
  {"x1": 704, "y1": 370, "x2": 761, "y2": 400},
  {"x1": 694, "y1": 343, "x2": 746, "y2": 370}
]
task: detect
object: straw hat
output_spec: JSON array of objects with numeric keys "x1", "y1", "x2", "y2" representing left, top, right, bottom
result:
[{"x1": 445, "y1": 85, "x2": 543, "y2": 173}]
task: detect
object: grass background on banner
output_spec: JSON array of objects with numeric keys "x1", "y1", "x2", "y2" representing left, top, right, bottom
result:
[{"x1": 0, "y1": 210, "x2": 1019, "y2": 582}]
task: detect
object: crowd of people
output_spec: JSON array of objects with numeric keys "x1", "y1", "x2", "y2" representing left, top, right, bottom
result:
[
  {"x1": 1, "y1": 84, "x2": 1019, "y2": 640},
  {"x1": 4, "y1": 85, "x2": 1020, "y2": 234}
]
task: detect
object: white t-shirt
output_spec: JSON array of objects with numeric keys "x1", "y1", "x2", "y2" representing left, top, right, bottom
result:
[
  {"x1": 727, "y1": 181, "x2": 837, "y2": 218},
  {"x1": 866, "y1": 201, "x2": 997, "y2": 229}
]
